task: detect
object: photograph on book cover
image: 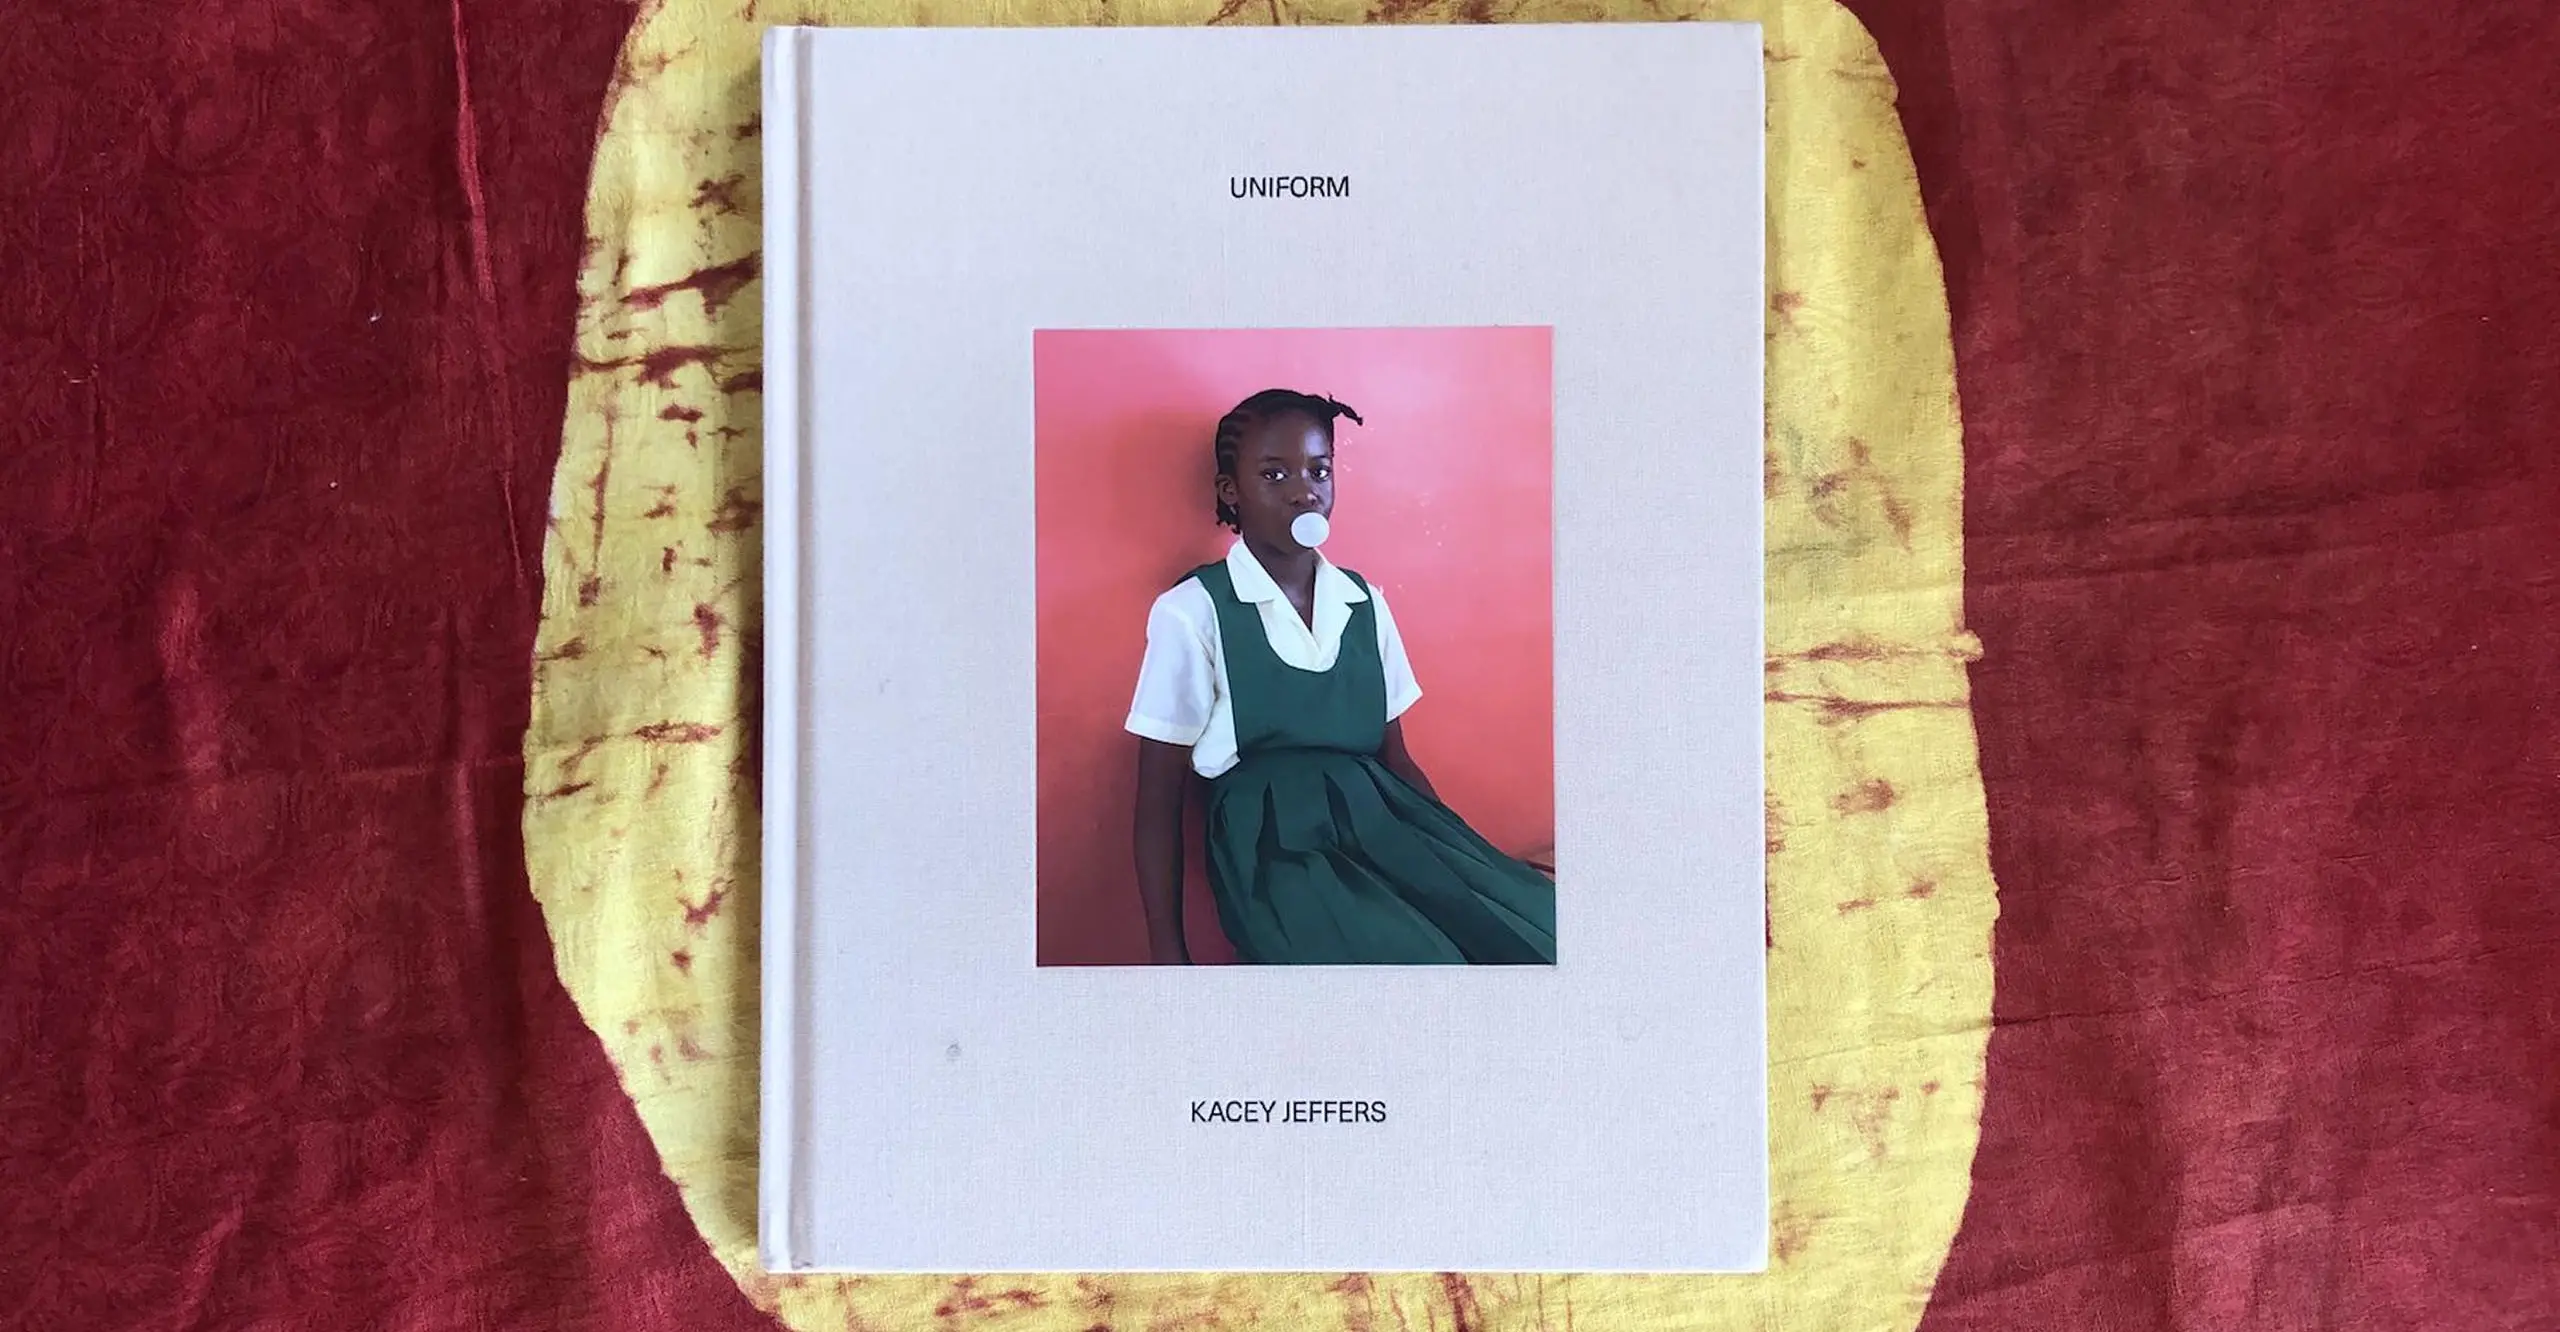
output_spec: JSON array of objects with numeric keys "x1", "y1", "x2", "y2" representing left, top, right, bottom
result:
[
  {"x1": 760, "y1": 22, "x2": 1765, "y2": 1273},
  {"x1": 1034, "y1": 326, "x2": 1558, "y2": 968}
]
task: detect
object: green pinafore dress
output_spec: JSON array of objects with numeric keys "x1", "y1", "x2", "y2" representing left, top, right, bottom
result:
[{"x1": 1189, "y1": 561, "x2": 1559, "y2": 965}]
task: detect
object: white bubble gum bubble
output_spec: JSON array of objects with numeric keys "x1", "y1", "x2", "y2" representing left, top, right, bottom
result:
[{"x1": 1290, "y1": 512, "x2": 1330, "y2": 548}]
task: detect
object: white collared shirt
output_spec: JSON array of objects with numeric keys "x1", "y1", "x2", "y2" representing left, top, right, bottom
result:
[{"x1": 1125, "y1": 540, "x2": 1423, "y2": 778}]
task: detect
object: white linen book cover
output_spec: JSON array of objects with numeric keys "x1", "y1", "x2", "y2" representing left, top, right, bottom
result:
[{"x1": 760, "y1": 21, "x2": 1766, "y2": 1274}]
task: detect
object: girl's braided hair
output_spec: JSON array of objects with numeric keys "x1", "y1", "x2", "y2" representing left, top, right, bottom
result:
[{"x1": 1211, "y1": 389, "x2": 1363, "y2": 531}]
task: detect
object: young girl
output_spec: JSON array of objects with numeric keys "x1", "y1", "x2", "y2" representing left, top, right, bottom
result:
[{"x1": 1124, "y1": 388, "x2": 1559, "y2": 965}]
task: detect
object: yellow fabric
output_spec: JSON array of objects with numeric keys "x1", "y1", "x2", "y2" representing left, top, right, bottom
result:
[{"x1": 525, "y1": 2, "x2": 1994, "y2": 1327}]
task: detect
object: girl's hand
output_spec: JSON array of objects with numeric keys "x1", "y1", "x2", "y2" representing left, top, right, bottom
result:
[
  {"x1": 1379, "y1": 719, "x2": 1440, "y2": 802},
  {"x1": 1133, "y1": 738, "x2": 1196, "y2": 965}
]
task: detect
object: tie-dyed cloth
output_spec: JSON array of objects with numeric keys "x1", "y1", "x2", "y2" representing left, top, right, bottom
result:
[{"x1": 5, "y1": 1, "x2": 2553, "y2": 1330}]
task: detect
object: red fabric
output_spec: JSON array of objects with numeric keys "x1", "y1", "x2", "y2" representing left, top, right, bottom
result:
[
  {"x1": 0, "y1": 1, "x2": 771, "y2": 1328},
  {"x1": 1845, "y1": 1, "x2": 2560, "y2": 1326},
  {"x1": 4, "y1": 0, "x2": 2555, "y2": 1328}
]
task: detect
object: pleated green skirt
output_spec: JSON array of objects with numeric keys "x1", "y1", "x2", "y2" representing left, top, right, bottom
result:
[{"x1": 1203, "y1": 747, "x2": 1558, "y2": 965}]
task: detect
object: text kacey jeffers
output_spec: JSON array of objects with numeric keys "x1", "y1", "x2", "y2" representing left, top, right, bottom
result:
[{"x1": 1192, "y1": 1099, "x2": 1388, "y2": 1124}]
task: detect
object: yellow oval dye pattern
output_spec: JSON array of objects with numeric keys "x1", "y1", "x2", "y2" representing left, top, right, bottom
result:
[{"x1": 525, "y1": 2, "x2": 1996, "y2": 1328}]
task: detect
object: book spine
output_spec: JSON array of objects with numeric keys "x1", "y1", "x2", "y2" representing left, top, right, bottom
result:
[{"x1": 756, "y1": 20, "x2": 812, "y2": 1277}]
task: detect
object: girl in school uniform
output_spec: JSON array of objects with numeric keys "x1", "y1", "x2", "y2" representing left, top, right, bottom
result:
[{"x1": 1124, "y1": 388, "x2": 1559, "y2": 965}]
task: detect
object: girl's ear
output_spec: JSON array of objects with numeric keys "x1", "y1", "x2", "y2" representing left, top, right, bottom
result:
[{"x1": 1213, "y1": 471, "x2": 1239, "y2": 508}]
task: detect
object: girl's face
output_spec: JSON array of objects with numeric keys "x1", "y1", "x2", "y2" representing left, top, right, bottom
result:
[{"x1": 1220, "y1": 414, "x2": 1334, "y2": 550}]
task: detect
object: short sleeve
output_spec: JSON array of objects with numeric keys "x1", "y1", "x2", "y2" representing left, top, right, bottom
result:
[
  {"x1": 1368, "y1": 584, "x2": 1424, "y2": 721},
  {"x1": 1125, "y1": 586, "x2": 1216, "y2": 746}
]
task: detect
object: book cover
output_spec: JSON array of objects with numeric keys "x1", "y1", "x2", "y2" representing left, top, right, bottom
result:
[{"x1": 761, "y1": 21, "x2": 1766, "y2": 1273}]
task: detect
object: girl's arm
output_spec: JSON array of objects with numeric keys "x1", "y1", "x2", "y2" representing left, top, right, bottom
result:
[
  {"x1": 1133, "y1": 737, "x2": 1194, "y2": 963},
  {"x1": 1379, "y1": 719, "x2": 1439, "y2": 802},
  {"x1": 1369, "y1": 587, "x2": 1433, "y2": 799}
]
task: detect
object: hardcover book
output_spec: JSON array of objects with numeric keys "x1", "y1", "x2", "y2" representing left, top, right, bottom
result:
[{"x1": 760, "y1": 20, "x2": 1768, "y2": 1273}]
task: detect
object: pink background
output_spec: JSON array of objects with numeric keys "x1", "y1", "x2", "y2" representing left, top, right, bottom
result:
[{"x1": 1032, "y1": 326, "x2": 1556, "y2": 966}]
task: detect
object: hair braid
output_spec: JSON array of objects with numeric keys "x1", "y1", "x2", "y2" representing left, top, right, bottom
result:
[{"x1": 1210, "y1": 388, "x2": 1364, "y2": 531}]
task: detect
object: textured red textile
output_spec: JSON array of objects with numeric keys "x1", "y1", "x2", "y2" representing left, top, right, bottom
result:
[
  {"x1": 0, "y1": 1, "x2": 773, "y2": 1328},
  {"x1": 1844, "y1": 2, "x2": 2560, "y2": 1327},
  {"x1": 5, "y1": 0, "x2": 2557, "y2": 1328}
]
